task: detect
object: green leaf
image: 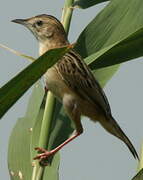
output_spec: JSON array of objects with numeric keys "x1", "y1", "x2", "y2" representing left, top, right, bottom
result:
[
  {"x1": 132, "y1": 169, "x2": 143, "y2": 180},
  {"x1": 75, "y1": 0, "x2": 143, "y2": 57},
  {"x1": 74, "y1": 0, "x2": 109, "y2": 9},
  {"x1": 85, "y1": 28, "x2": 143, "y2": 70},
  {"x1": 9, "y1": 117, "x2": 33, "y2": 180},
  {"x1": 75, "y1": 0, "x2": 143, "y2": 85},
  {"x1": 92, "y1": 64, "x2": 119, "y2": 87},
  {"x1": 0, "y1": 45, "x2": 71, "y2": 119},
  {"x1": 42, "y1": 153, "x2": 60, "y2": 180},
  {"x1": 8, "y1": 82, "x2": 44, "y2": 180}
]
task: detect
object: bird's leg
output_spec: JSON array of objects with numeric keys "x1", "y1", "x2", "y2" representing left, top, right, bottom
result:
[
  {"x1": 34, "y1": 131, "x2": 81, "y2": 161},
  {"x1": 34, "y1": 101, "x2": 83, "y2": 164}
]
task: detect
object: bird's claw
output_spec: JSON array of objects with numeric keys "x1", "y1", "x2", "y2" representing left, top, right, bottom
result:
[
  {"x1": 34, "y1": 147, "x2": 55, "y2": 166},
  {"x1": 35, "y1": 147, "x2": 47, "y2": 153},
  {"x1": 34, "y1": 147, "x2": 53, "y2": 161}
]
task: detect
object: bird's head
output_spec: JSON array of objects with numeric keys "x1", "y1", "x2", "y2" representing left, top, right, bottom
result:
[{"x1": 12, "y1": 14, "x2": 68, "y2": 50}]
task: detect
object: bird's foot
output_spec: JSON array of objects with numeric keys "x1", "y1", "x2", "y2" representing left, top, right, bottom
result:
[{"x1": 34, "y1": 147, "x2": 54, "y2": 166}]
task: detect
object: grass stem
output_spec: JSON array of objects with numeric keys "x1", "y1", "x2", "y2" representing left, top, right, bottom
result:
[{"x1": 33, "y1": 0, "x2": 75, "y2": 179}]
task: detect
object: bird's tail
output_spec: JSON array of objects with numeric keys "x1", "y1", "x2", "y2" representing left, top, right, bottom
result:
[{"x1": 99, "y1": 114, "x2": 139, "y2": 160}]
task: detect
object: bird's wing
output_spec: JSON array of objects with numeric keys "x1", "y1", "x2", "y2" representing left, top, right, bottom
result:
[{"x1": 56, "y1": 50, "x2": 111, "y2": 115}]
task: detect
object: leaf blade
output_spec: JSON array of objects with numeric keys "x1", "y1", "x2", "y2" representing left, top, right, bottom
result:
[
  {"x1": 84, "y1": 28, "x2": 143, "y2": 70},
  {"x1": 75, "y1": 0, "x2": 143, "y2": 58},
  {"x1": 73, "y1": 0, "x2": 109, "y2": 9},
  {"x1": 0, "y1": 45, "x2": 71, "y2": 119},
  {"x1": 75, "y1": 0, "x2": 143, "y2": 86},
  {"x1": 8, "y1": 82, "x2": 44, "y2": 180}
]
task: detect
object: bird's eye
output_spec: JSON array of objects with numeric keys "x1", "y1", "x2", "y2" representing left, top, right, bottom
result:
[{"x1": 36, "y1": 20, "x2": 43, "y2": 26}]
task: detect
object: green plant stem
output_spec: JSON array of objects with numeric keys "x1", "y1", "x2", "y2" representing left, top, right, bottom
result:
[
  {"x1": 38, "y1": 92, "x2": 56, "y2": 148},
  {"x1": 32, "y1": 0, "x2": 75, "y2": 180},
  {"x1": 61, "y1": 0, "x2": 75, "y2": 34},
  {"x1": 36, "y1": 166, "x2": 45, "y2": 180},
  {"x1": 32, "y1": 163, "x2": 37, "y2": 180},
  {"x1": 32, "y1": 92, "x2": 56, "y2": 180}
]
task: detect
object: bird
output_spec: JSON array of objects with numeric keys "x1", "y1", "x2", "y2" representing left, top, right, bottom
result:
[{"x1": 12, "y1": 14, "x2": 139, "y2": 163}]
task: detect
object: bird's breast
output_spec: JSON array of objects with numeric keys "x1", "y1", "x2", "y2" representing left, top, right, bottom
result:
[{"x1": 44, "y1": 67, "x2": 73, "y2": 101}]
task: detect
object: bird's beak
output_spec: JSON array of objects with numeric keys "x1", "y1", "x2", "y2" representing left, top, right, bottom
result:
[{"x1": 11, "y1": 19, "x2": 29, "y2": 27}]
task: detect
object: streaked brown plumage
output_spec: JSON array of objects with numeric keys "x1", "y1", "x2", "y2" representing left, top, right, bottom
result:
[{"x1": 12, "y1": 14, "x2": 138, "y2": 162}]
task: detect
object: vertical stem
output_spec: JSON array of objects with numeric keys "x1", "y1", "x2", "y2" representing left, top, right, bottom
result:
[
  {"x1": 34, "y1": 93, "x2": 56, "y2": 180},
  {"x1": 36, "y1": 166, "x2": 45, "y2": 180},
  {"x1": 61, "y1": 0, "x2": 75, "y2": 34},
  {"x1": 32, "y1": 93, "x2": 56, "y2": 180},
  {"x1": 32, "y1": 0, "x2": 75, "y2": 179},
  {"x1": 38, "y1": 92, "x2": 56, "y2": 148},
  {"x1": 31, "y1": 163, "x2": 37, "y2": 180}
]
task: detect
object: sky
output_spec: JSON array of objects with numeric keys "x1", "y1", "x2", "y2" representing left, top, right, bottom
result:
[{"x1": 0, "y1": 0, "x2": 143, "y2": 180}]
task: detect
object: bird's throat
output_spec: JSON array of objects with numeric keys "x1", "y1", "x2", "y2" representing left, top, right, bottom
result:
[
  {"x1": 39, "y1": 42, "x2": 49, "y2": 56},
  {"x1": 39, "y1": 40, "x2": 69, "y2": 56}
]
